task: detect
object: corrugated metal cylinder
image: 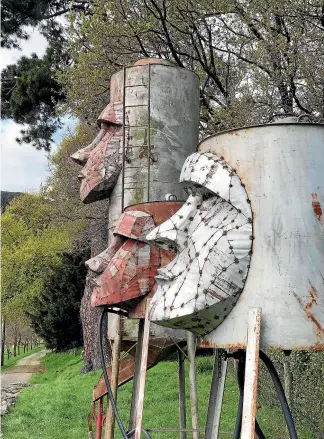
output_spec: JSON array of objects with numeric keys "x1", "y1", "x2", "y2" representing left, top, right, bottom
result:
[
  {"x1": 108, "y1": 60, "x2": 200, "y2": 236},
  {"x1": 199, "y1": 123, "x2": 324, "y2": 350}
]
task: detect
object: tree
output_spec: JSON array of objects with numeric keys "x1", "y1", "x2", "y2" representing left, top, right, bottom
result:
[
  {"x1": 62, "y1": 0, "x2": 324, "y2": 131},
  {"x1": 1, "y1": 40, "x2": 68, "y2": 150},
  {"x1": 28, "y1": 247, "x2": 90, "y2": 351},
  {"x1": 1, "y1": 191, "x2": 23, "y2": 213},
  {"x1": 1, "y1": 0, "x2": 90, "y2": 49},
  {"x1": 1, "y1": 193, "x2": 83, "y2": 319},
  {"x1": 47, "y1": 125, "x2": 111, "y2": 371},
  {"x1": 1, "y1": 0, "x2": 90, "y2": 149}
]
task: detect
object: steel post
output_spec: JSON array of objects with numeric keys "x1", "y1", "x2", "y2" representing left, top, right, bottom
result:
[
  {"x1": 186, "y1": 332, "x2": 200, "y2": 439},
  {"x1": 205, "y1": 350, "x2": 228, "y2": 439},
  {"x1": 178, "y1": 349, "x2": 187, "y2": 439},
  {"x1": 104, "y1": 315, "x2": 123, "y2": 439},
  {"x1": 241, "y1": 308, "x2": 262, "y2": 439}
]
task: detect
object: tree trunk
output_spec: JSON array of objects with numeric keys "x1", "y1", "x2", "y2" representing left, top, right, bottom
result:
[
  {"x1": 80, "y1": 200, "x2": 111, "y2": 372},
  {"x1": 80, "y1": 271, "x2": 111, "y2": 372},
  {"x1": 1, "y1": 318, "x2": 5, "y2": 366},
  {"x1": 13, "y1": 343, "x2": 17, "y2": 357}
]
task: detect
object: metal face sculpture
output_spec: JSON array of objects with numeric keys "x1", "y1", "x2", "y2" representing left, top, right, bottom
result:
[
  {"x1": 146, "y1": 152, "x2": 253, "y2": 336},
  {"x1": 71, "y1": 102, "x2": 123, "y2": 203},
  {"x1": 88, "y1": 202, "x2": 183, "y2": 312}
]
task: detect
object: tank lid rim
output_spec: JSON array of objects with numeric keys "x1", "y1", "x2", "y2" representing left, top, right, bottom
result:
[{"x1": 197, "y1": 122, "x2": 324, "y2": 150}]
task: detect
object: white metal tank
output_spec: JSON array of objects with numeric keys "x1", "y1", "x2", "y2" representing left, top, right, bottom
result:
[{"x1": 199, "y1": 123, "x2": 324, "y2": 350}]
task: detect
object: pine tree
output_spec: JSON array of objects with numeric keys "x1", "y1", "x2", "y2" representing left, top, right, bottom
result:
[{"x1": 28, "y1": 247, "x2": 90, "y2": 351}]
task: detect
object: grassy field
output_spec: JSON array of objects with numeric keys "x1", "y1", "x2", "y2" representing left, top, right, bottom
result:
[
  {"x1": 1, "y1": 350, "x2": 314, "y2": 439},
  {"x1": 1, "y1": 344, "x2": 44, "y2": 371}
]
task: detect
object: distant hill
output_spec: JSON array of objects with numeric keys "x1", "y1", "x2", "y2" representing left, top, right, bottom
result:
[{"x1": 1, "y1": 191, "x2": 23, "y2": 213}]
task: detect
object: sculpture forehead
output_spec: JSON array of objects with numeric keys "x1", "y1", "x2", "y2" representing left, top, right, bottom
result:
[
  {"x1": 180, "y1": 152, "x2": 230, "y2": 189},
  {"x1": 97, "y1": 101, "x2": 123, "y2": 126},
  {"x1": 114, "y1": 211, "x2": 156, "y2": 241},
  {"x1": 180, "y1": 152, "x2": 251, "y2": 218},
  {"x1": 114, "y1": 201, "x2": 184, "y2": 240}
]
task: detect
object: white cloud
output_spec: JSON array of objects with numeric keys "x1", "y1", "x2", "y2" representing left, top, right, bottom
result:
[
  {"x1": 0, "y1": 27, "x2": 48, "y2": 70},
  {"x1": 0, "y1": 120, "x2": 52, "y2": 192}
]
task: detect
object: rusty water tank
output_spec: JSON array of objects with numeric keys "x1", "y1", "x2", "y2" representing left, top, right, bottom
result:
[
  {"x1": 108, "y1": 59, "x2": 200, "y2": 237},
  {"x1": 199, "y1": 122, "x2": 324, "y2": 350}
]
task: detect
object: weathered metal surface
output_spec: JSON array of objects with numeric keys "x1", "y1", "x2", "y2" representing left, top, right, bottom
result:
[
  {"x1": 178, "y1": 349, "x2": 187, "y2": 439},
  {"x1": 146, "y1": 153, "x2": 253, "y2": 336},
  {"x1": 205, "y1": 350, "x2": 228, "y2": 439},
  {"x1": 90, "y1": 202, "x2": 182, "y2": 310},
  {"x1": 128, "y1": 319, "x2": 145, "y2": 431},
  {"x1": 241, "y1": 308, "x2": 261, "y2": 439},
  {"x1": 134, "y1": 302, "x2": 151, "y2": 439},
  {"x1": 114, "y1": 211, "x2": 155, "y2": 240},
  {"x1": 187, "y1": 333, "x2": 200, "y2": 439},
  {"x1": 198, "y1": 123, "x2": 324, "y2": 350},
  {"x1": 92, "y1": 397, "x2": 106, "y2": 439},
  {"x1": 104, "y1": 316, "x2": 122, "y2": 439},
  {"x1": 71, "y1": 100, "x2": 124, "y2": 203},
  {"x1": 108, "y1": 61, "x2": 200, "y2": 239}
]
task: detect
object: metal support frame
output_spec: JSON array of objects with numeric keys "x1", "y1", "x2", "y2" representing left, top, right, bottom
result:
[
  {"x1": 178, "y1": 349, "x2": 187, "y2": 439},
  {"x1": 241, "y1": 308, "x2": 262, "y2": 439},
  {"x1": 205, "y1": 349, "x2": 228, "y2": 439},
  {"x1": 128, "y1": 320, "x2": 145, "y2": 430},
  {"x1": 134, "y1": 301, "x2": 151, "y2": 439},
  {"x1": 186, "y1": 332, "x2": 200, "y2": 439},
  {"x1": 104, "y1": 315, "x2": 123, "y2": 439}
]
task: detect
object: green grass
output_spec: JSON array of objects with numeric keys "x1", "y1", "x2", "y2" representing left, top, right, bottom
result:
[
  {"x1": 1, "y1": 344, "x2": 44, "y2": 371},
  {"x1": 1, "y1": 351, "x2": 315, "y2": 439}
]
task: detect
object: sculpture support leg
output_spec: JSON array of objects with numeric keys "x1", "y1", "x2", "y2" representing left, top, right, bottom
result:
[
  {"x1": 241, "y1": 308, "x2": 262, "y2": 439},
  {"x1": 104, "y1": 315, "x2": 122, "y2": 439},
  {"x1": 134, "y1": 302, "x2": 151, "y2": 439},
  {"x1": 128, "y1": 319, "x2": 145, "y2": 430},
  {"x1": 205, "y1": 349, "x2": 227, "y2": 439},
  {"x1": 178, "y1": 349, "x2": 187, "y2": 439},
  {"x1": 186, "y1": 332, "x2": 200, "y2": 439}
]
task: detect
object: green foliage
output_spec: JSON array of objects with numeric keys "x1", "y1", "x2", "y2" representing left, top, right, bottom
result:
[
  {"x1": 1, "y1": 193, "x2": 85, "y2": 320},
  {"x1": 1, "y1": 191, "x2": 23, "y2": 213},
  {"x1": 259, "y1": 350, "x2": 324, "y2": 438},
  {"x1": 1, "y1": 42, "x2": 67, "y2": 150},
  {"x1": 62, "y1": 0, "x2": 324, "y2": 131},
  {"x1": 1, "y1": 353, "x2": 314, "y2": 439},
  {"x1": 28, "y1": 247, "x2": 90, "y2": 351},
  {"x1": 1, "y1": 0, "x2": 90, "y2": 49}
]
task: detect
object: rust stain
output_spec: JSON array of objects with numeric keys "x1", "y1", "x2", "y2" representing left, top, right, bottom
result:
[
  {"x1": 311, "y1": 193, "x2": 322, "y2": 220},
  {"x1": 199, "y1": 339, "x2": 247, "y2": 349},
  {"x1": 307, "y1": 314, "x2": 324, "y2": 334},
  {"x1": 300, "y1": 284, "x2": 324, "y2": 338}
]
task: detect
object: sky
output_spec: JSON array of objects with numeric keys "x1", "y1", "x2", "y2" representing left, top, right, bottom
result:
[{"x1": 1, "y1": 27, "x2": 76, "y2": 193}]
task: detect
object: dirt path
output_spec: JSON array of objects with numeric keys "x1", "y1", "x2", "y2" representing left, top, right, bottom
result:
[{"x1": 1, "y1": 349, "x2": 47, "y2": 416}]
